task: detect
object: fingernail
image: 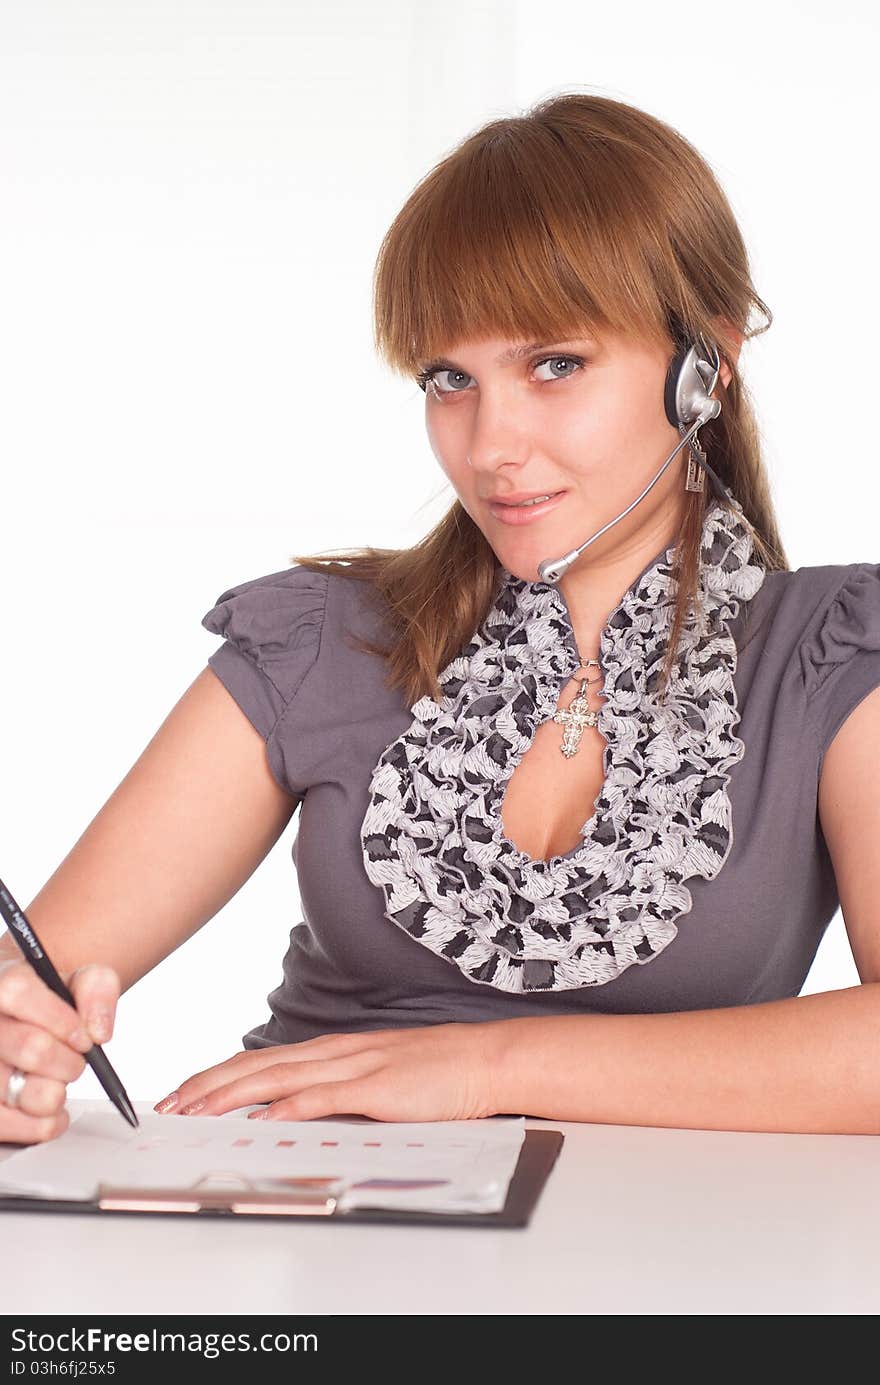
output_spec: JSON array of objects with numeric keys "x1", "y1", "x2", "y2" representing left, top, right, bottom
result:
[
  {"x1": 179, "y1": 1098, "x2": 206, "y2": 1116},
  {"x1": 154, "y1": 1092, "x2": 180, "y2": 1114},
  {"x1": 69, "y1": 1026, "x2": 91, "y2": 1050},
  {"x1": 88, "y1": 1011, "x2": 113, "y2": 1044}
]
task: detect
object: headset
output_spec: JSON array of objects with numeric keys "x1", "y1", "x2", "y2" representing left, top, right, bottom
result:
[{"x1": 537, "y1": 326, "x2": 730, "y2": 584}]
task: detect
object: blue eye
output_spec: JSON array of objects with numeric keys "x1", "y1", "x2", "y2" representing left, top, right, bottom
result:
[
  {"x1": 533, "y1": 356, "x2": 583, "y2": 384},
  {"x1": 416, "y1": 354, "x2": 585, "y2": 395},
  {"x1": 419, "y1": 368, "x2": 472, "y2": 394}
]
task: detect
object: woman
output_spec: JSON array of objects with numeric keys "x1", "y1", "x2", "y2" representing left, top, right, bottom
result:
[{"x1": 3, "y1": 92, "x2": 879, "y2": 1143}]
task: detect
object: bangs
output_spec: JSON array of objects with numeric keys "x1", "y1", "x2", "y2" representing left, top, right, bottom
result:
[{"x1": 372, "y1": 113, "x2": 684, "y2": 379}]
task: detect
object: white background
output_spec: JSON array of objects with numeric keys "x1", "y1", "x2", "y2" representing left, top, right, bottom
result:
[{"x1": 0, "y1": 1, "x2": 876, "y2": 1102}]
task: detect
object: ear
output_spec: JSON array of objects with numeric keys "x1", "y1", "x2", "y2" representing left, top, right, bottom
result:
[{"x1": 709, "y1": 316, "x2": 744, "y2": 391}]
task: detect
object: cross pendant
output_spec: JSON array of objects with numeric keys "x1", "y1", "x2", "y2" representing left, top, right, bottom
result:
[{"x1": 552, "y1": 677, "x2": 600, "y2": 758}]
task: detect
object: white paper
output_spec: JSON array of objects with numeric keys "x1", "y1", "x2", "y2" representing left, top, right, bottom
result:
[{"x1": 0, "y1": 1109, "x2": 526, "y2": 1214}]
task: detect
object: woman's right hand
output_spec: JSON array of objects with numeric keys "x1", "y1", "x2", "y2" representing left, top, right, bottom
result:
[{"x1": 0, "y1": 958, "x2": 120, "y2": 1146}]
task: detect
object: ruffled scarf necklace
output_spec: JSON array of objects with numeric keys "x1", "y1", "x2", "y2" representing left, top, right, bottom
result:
[{"x1": 360, "y1": 491, "x2": 767, "y2": 993}]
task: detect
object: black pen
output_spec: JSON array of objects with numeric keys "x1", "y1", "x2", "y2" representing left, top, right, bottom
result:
[{"x1": 0, "y1": 875, "x2": 138, "y2": 1128}]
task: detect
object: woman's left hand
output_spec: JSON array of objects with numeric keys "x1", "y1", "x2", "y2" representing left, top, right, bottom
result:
[{"x1": 153, "y1": 1022, "x2": 502, "y2": 1123}]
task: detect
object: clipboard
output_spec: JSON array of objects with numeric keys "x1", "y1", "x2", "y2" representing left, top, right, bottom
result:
[{"x1": 0, "y1": 1127, "x2": 563, "y2": 1229}]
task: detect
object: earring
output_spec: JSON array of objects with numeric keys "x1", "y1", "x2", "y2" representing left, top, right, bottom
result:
[{"x1": 684, "y1": 429, "x2": 707, "y2": 493}]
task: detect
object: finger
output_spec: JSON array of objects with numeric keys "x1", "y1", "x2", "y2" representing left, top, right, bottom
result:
[
  {"x1": 0, "y1": 1060, "x2": 68, "y2": 1118},
  {"x1": 66, "y1": 963, "x2": 121, "y2": 1046},
  {"x1": 0, "y1": 1014, "x2": 89, "y2": 1084},
  {"x1": 0, "y1": 1103, "x2": 70, "y2": 1147},
  {"x1": 177, "y1": 1055, "x2": 378, "y2": 1117},
  {"x1": 162, "y1": 1047, "x2": 337, "y2": 1113},
  {"x1": 212, "y1": 1033, "x2": 393, "y2": 1073},
  {"x1": 0, "y1": 961, "x2": 93, "y2": 1054},
  {"x1": 259, "y1": 1080, "x2": 368, "y2": 1123},
  {"x1": 155, "y1": 1052, "x2": 275, "y2": 1111}
]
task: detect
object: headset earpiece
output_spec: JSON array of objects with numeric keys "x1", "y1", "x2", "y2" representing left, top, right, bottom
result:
[
  {"x1": 661, "y1": 329, "x2": 727, "y2": 500},
  {"x1": 663, "y1": 330, "x2": 722, "y2": 431}
]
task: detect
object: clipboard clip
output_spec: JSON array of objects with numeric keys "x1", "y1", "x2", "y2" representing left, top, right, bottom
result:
[{"x1": 97, "y1": 1170, "x2": 348, "y2": 1216}]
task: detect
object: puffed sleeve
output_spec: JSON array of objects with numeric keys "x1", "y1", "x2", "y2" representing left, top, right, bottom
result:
[
  {"x1": 801, "y1": 562, "x2": 880, "y2": 765},
  {"x1": 201, "y1": 565, "x2": 329, "y2": 796}
]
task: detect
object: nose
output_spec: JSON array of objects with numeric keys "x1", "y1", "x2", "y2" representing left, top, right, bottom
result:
[{"x1": 462, "y1": 395, "x2": 531, "y2": 477}]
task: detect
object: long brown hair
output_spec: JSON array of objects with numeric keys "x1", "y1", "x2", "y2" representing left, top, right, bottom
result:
[{"x1": 291, "y1": 91, "x2": 788, "y2": 708}]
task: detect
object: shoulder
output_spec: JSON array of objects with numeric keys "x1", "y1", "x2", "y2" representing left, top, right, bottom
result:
[
  {"x1": 201, "y1": 562, "x2": 385, "y2": 637},
  {"x1": 202, "y1": 562, "x2": 330, "y2": 627},
  {"x1": 200, "y1": 564, "x2": 336, "y2": 717},
  {"x1": 201, "y1": 563, "x2": 389, "y2": 698},
  {"x1": 753, "y1": 560, "x2": 877, "y2": 619},
  {"x1": 775, "y1": 562, "x2": 880, "y2": 696},
  {"x1": 756, "y1": 562, "x2": 880, "y2": 763},
  {"x1": 742, "y1": 562, "x2": 879, "y2": 671}
]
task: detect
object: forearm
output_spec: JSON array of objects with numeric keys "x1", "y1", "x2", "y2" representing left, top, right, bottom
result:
[{"x1": 485, "y1": 983, "x2": 880, "y2": 1135}]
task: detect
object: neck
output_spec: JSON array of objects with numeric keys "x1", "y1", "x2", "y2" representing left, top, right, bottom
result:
[{"x1": 556, "y1": 498, "x2": 687, "y2": 657}]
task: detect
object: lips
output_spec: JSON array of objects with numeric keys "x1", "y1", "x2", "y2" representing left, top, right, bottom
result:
[
  {"x1": 486, "y1": 490, "x2": 565, "y2": 505},
  {"x1": 487, "y1": 491, "x2": 567, "y2": 525}
]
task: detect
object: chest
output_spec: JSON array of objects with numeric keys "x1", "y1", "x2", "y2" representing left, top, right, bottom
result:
[{"x1": 499, "y1": 667, "x2": 609, "y2": 861}]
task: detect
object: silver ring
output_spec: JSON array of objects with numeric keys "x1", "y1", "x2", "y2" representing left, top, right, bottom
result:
[{"x1": 4, "y1": 1068, "x2": 27, "y2": 1109}]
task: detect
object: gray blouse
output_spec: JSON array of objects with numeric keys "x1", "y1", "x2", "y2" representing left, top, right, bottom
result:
[{"x1": 201, "y1": 494, "x2": 880, "y2": 1048}]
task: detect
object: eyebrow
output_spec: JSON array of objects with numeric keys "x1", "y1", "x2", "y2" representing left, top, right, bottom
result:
[{"x1": 418, "y1": 340, "x2": 590, "y2": 371}]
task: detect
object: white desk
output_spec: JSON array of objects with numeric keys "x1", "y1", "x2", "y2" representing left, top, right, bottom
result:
[{"x1": 2, "y1": 1099, "x2": 878, "y2": 1315}]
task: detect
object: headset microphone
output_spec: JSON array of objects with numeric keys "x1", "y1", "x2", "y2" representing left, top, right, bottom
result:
[{"x1": 536, "y1": 332, "x2": 728, "y2": 585}]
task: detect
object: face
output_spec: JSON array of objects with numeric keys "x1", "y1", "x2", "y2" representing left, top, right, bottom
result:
[{"x1": 420, "y1": 328, "x2": 733, "y2": 585}]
